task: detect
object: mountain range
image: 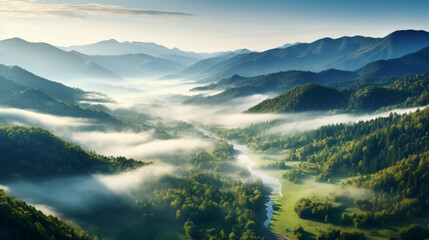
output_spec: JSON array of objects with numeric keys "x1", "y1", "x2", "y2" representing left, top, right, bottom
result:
[
  {"x1": 246, "y1": 72, "x2": 429, "y2": 113},
  {"x1": 182, "y1": 30, "x2": 429, "y2": 81},
  {"x1": 72, "y1": 51, "x2": 187, "y2": 78},
  {"x1": 0, "y1": 38, "x2": 122, "y2": 84},
  {"x1": 61, "y1": 39, "x2": 219, "y2": 66},
  {"x1": 186, "y1": 46, "x2": 429, "y2": 104}
]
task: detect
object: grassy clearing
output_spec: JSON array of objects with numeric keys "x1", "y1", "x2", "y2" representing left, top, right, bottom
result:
[{"x1": 248, "y1": 152, "x2": 399, "y2": 240}]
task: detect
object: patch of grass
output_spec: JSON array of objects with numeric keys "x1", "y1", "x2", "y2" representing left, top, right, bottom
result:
[{"x1": 248, "y1": 152, "x2": 396, "y2": 240}]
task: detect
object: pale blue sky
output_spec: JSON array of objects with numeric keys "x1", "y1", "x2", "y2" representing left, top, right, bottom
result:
[{"x1": 1, "y1": 0, "x2": 428, "y2": 52}]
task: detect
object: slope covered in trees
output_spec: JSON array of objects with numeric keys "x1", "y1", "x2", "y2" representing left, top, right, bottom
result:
[
  {"x1": 134, "y1": 141, "x2": 267, "y2": 240},
  {"x1": 0, "y1": 125, "x2": 146, "y2": 179},
  {"x1": 246, "y1": 73, "x2": 429, "y2": 113},
  {"x1": 0, "y1": 76, "x2": 124, "y2": 127},
  {"x1": 246, "y1": 84, "x2": 348, "y2": 113},
  {"x1": 245, "y1": 108, "x2": 428, "y2": 180},
  {"x1": 0, "y1": 189, "x2": 97, "y2": 240},
  {"x1": 211, "y1": 106, "x2": 429, "y2": 238}
]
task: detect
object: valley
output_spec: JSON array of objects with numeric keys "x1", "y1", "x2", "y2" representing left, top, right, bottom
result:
[{"x1": 0, "y1": 9, "x2": 429, "y2": 239}]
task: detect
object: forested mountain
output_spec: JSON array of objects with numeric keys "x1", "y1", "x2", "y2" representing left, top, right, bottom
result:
[
  {"x1": 188, "y1": 46, "x2": 429, "y2": 104},
  {"x1": 73, "y1": 52, "x2": 187, "y2": 77},
  {"x1": 356, "y1": 46, "x2": 429, "y2": 79},
  {"x1": 186, "y1": 30, "x2": 429, "y2": 81},
  {"x1": 247, "y1": 73, "x2": 429, "y2": 113},
  {"x1": 246, "y1": 84, "x2": 349, "y2": 113},
  {"x1": 0, "y1": 76, "x2": 123, "y2": 127},
  {"x1": 0, "y1": 125, "x2": 145, "y2": 179},
  {"x1": 0, "y1": 38, "x2": 122, "y2": 84},
  {"x1": 0, "y1": 189, "x2": 97, "y2": 240},
  {"x1": 0, "y1": 65, "x2": 107, "y2": 104}
]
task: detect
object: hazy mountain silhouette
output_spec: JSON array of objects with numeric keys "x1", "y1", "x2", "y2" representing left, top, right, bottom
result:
[
  {"x1": 0, "y1": 64, "x2": 108, "y2": 104},
  {"x1": 186, "y1": 30, "x2": 429, "y2": 81},
  {"x1": 72, "y1": 52, "x2": 187, "y2": 78},
  {"x1": 180, "y1": 49, "x2": 252, "y2": 77},
  {"x1": 0, "y1": 38, "x2": 123, "y2": 84},
  {"x1": 62, "y1": 39, "x2": 218, "y2": 66}
]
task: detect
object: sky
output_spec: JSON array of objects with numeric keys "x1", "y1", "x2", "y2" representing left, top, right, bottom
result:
[{"x1": 0, "y1": 0, "x2": 428, "y2": 52}]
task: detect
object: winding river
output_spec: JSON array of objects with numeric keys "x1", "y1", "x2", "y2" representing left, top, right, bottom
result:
[
  {"x1": 196, "y1": 127, "x2": 282, "y2": 227},
  {"x1": 233, "y1": 144, "x2": 282, "y2": 227}
]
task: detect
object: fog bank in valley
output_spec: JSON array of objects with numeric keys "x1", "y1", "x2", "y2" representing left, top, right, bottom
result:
[
  {"x1": 3, "y1": 164, "x2": 175, "y2": 215},
  {"x1": 265, "y1": 106, "x2": 427, "y2": 135}
]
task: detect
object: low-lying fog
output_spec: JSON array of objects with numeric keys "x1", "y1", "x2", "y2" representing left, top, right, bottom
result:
[
  {"x1": 0, "y1": 75, "x2": 427, "y2": 234},
  {"x1": 3, "y1": 164, "x2": 174, "y2": 216}
]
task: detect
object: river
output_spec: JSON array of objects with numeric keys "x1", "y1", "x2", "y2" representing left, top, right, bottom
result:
[
  {"x1": 233, "y1": 143, "x2": 282, "y2": 227},
  {"x1": 196, "y1": 127, "x2": 282, "y2": 227}
]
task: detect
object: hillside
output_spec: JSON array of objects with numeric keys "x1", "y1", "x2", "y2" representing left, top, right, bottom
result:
[
  {"x1": 0, "y1": 189, "x2": 97, "y2": 240},
  {"x1": 0, "y1": 76, "x2": 123, "y2": 127},
  {"x1": 188, "y1": 46, "x2": 429, "y2": 104},
  {"x1": 0, "y1": 38, "x2": 122, "y2": 84},
  {"x1": 356, "y1": 46, "x2": 429, "y2": 79},
  {"x1": 246, "y1": 73, "x2": 429, "y2": 113},
  {"x1": 188, "y1": 30, "x2": 429, "y2": 81},
  {"x1": 0, "y1": 65, "x2": 108, "y2": 104},
  {"x1": 0, "y1": 125, "x2": 145, "y2": 179},
  {"x1": 246, "y1": 84, "x2": 349, "y2": 113}
]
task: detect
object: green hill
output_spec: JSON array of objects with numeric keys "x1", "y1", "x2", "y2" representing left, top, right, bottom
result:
[
  {"x1": 0, "y1": 189, "x2": 97, "y2": 240},
  {"x1": 0, "y1": 125, "x2": 145, "y2": 179},
  {"x1": 246, "y1": 84, "x2": 349, "y2": 113},
  {"x1": 246, "y1": 73, "x2": 429, "y2": 113}
]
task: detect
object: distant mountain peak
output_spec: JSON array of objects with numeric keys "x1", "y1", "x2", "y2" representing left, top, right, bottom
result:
[
  {"x1": 280, "y1": 42, "x2": 300, "y2": 48},
  {"x1": 385, "y1": 29, "x2": 429, "y2": 40},
  {"x1": 3, "y1": 37, "x2": 28, "y2": 43},
  {"x1": 103, "y1": 38, "x2": 120, "y2": 44}
]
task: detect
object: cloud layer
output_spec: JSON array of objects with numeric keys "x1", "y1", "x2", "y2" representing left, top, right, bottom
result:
[
  {"x1": 0, "y1": 1, "x2": 193, "y2": 18},
  {"x1": 71, "y1": 130, "x2": 213, "y2": 160}
]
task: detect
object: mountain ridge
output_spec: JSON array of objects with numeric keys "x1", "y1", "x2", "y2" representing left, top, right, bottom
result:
[
  {"x1": 184, "y1": 29, "x2": 429, "y2": 81},
  {"x1": 0, "y1": 38, "x2": 123, "y2": 84},
  {"x1": 187, "y1": 46, "x2": 429, "y2": 104}
]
